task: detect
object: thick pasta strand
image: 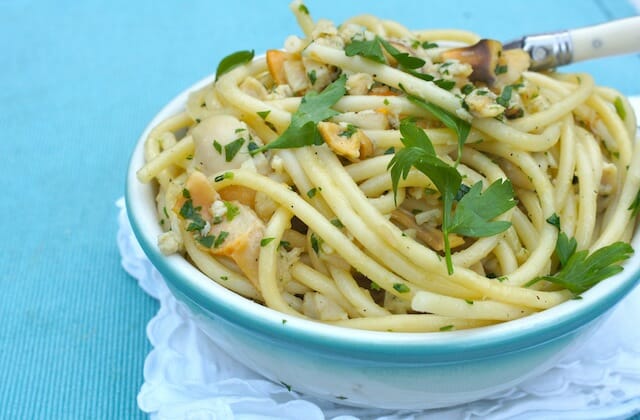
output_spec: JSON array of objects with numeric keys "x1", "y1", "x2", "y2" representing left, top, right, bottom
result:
[
  {"x1": 330, "y1": 314, "x2": 494, "y2": 332},
  {"x1": 411, "y1": 290, "x2": 534, "y2": 321},
  {"x1": 259, "y1": 207, "x2": 303, "y2": 316}
]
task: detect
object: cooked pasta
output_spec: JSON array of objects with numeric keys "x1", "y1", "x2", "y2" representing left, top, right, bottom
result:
[{"x1": 137, "y1": 1, "x2": 638, "y2": 332}]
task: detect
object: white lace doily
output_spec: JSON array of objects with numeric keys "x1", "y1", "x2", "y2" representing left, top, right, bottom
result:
[{"x1": 117, "y1": 198, "x2": 640, "y2": 420}]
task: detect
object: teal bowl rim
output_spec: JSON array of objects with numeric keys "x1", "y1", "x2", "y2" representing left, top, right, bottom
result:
[{"x1": 126, "y1": 71, "x2": 640, "y2": 364}]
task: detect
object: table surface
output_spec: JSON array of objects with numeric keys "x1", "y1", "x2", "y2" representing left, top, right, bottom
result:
[{"x1": 1, "y1": 1, "x2": 639, "y2": 418}]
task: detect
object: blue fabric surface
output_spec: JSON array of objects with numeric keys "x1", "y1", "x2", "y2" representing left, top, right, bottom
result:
[{"x1": 1, "y1": 1, "x2": 638, "y2": 418}]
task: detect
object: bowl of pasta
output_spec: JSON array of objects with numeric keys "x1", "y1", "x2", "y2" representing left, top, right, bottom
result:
[{"x1": 126, "y1": 1, "x2": 640, "y2": 409}]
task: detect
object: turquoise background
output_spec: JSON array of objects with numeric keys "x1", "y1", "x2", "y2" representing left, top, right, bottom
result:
[{"x1": 1, "y1": 0, "x2": 638, "y2": 418}]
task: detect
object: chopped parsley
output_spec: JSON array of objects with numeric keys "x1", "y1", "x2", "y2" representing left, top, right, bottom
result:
[
  {"x1": 308, "y1": 69, "x2": 317, "y2": 85},
  {"x1": 197, "y1": 235, "x2": 215, "y2": 248},
  {"x1": 434, "y1": 79, "x2": 456, "y2": 90},
  {"x1": 496, "y1": 85, "x2": 513, "y2": 108},
  {"x1": 260, "y1": 237, "x2": 276, "y2": 247},
  {"x1": 257, "y1": 110, "x2": 271, "y2": 120},
  {"x1": 339, "y1": 124, "x2": 359, "y2": 138},
  {"x1": 223, "y1": 201, "x2": 240, "y2": 221},
  {"x1": 393, "y1": 283, "x2": 410, "y2": 293},
  {"x1": 307, "y1": 187, "x2": 317, "y2": 198},
  {"x1": 461, "y1": 84, "x2": 474, "y2": 95},
  {"x1": 224, "y1": 138, "x2": 245, "y2": 162},
  {"x1": 213, "y1": 140, "x2": 222, "y2": 154},
  {"x1": 279, "y1": 240, "x2": 292, "y2": 251},
  {"x1": 247, "y1": 141, "x2": 260, "y2": 153},
  {"x1": 186, "y1": 218, "x2": 206, "y2": 232},
  {"x1": 495, "y1": 64, "x2": 508, "y2": 75},
  {"x1": 330, "y1": 218, "x2": 344, "y2": 228},
  {"x1": 439, "y1": 325, "x2": 454, "y2": 331},
  {"x1": 214, "y1": 171, "x2": 234, "y2": 182},
  {"x1": 179, "y1": 197, "x2": 205, "y2": 231},
  {"x1": 179, "y1": 191, "x2": 232, "y2": 249},
  {"x1": 214, "y1": 231, "x2": 229, "y2": 248},
  {"x1": 614, "y1": 97, "x2": 626, "y2": 120},
  {"x1": 310, "y1": 233, "x2": 322, "y2": 254}
]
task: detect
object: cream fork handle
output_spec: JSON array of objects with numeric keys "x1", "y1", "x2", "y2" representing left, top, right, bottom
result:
[
  {"x1": 570, "y1": 16, "x2": 640, "y2": 62},
  {"x1": 510, "y1": 16, "x2": 640, "y2": 70}
]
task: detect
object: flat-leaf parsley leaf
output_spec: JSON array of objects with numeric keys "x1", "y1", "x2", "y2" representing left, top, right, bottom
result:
[
  {"x1": 449, "y1": 180, "x2": 517, "y2": 237},
  {"x1": 253, "y1": 74, "x2": 347, "y2": 153},
  {"x1": 215, "y1": 50, "x2": 254, "y2": 81},
  {"x1": 530, "y1": 242, "x2": 633, "y2": 295}
]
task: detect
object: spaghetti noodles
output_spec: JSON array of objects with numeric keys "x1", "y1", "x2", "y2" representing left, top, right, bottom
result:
[{"x1": 137, "y1": 1, "x2": 638, "y2": 332}]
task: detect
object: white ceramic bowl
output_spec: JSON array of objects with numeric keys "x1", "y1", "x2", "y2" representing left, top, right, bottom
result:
[{"x1": 126, "y1": 72, "x2": 640, "y2": 409}]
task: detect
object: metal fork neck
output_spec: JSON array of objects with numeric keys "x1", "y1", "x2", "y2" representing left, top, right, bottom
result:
[{"x1": 521, "y1": 32, "x2": 573, "y2": 71}]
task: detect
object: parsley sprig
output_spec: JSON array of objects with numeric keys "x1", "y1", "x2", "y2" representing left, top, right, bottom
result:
[
  {"x1": 388, "y1": 120, "x2": 516, "y2": 274},
  {"x1": 224, "y1": 138, "x2": 245, "y2": 162},
  {"x1": 531, "y1": 242, "x2": 633, "y2": 294},
  {"x1": 529, "y1": 214, "x2": 634, "y2": 294},
  {"x1": 252, "y1": 74, "x2": 347, "y2": 153}
]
